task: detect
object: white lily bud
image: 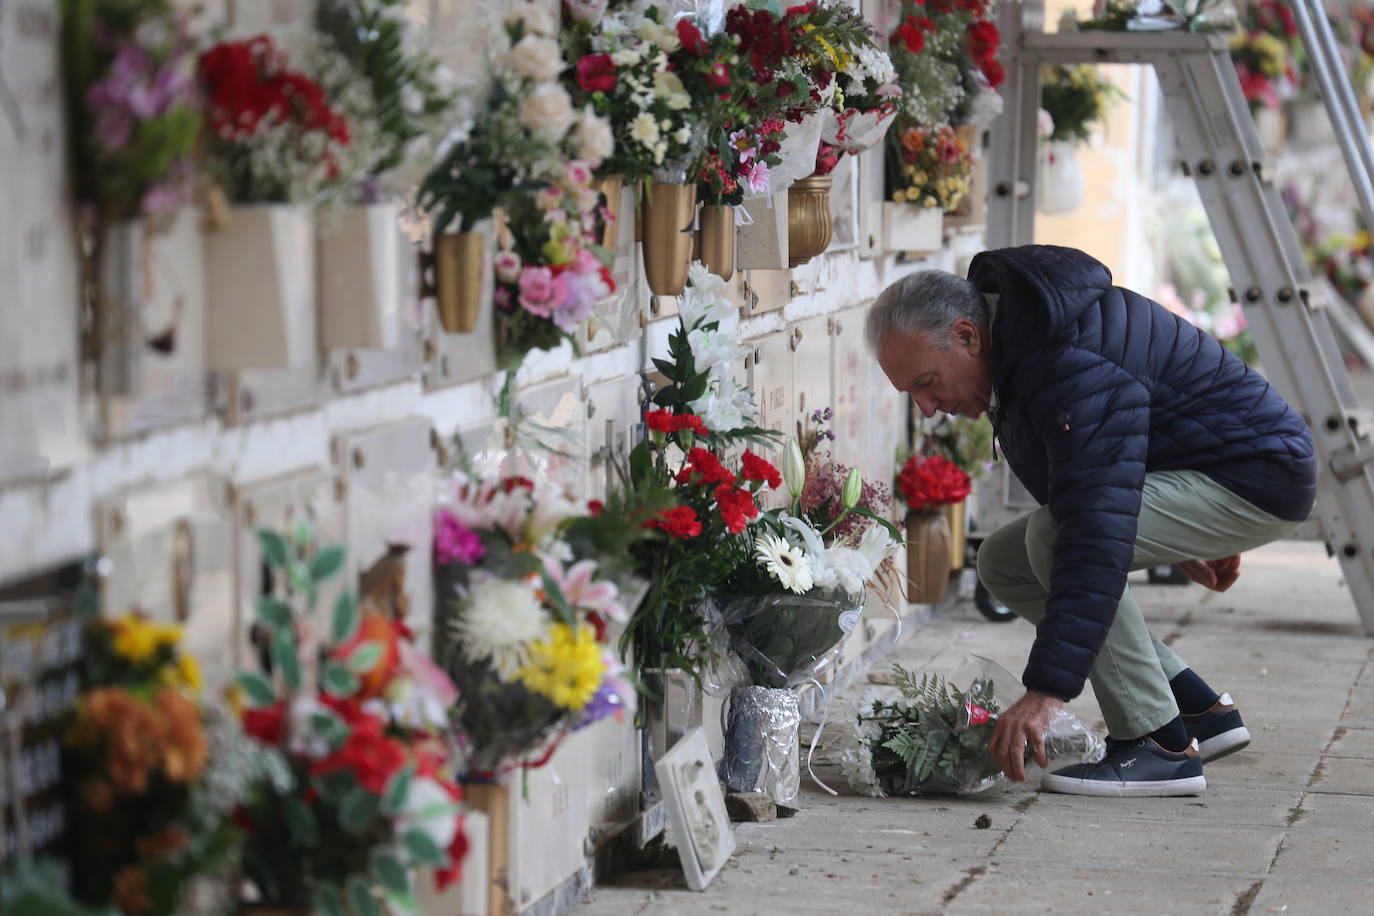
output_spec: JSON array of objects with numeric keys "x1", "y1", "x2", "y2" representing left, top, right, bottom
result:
[
  {"x1": 842, "y1": 467, "x2": 863, "y2": 510},
  {"x1": 783, "y1": 438, "x2": 806, "y2": 498}
]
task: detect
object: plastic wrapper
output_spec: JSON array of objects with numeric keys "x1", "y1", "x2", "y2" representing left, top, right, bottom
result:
[
  {"x1": 707, "y1": 588, "x2": 864, "y2": 689},
  {"x1": 841, "y1": 656, "x2": 1106, "y2": 797},
  {"x1": 819, "y1": 107, "x2": 897, "y2": 155},
  {"x1": 719, "y1": 685, "x2": 802, "y2": 809}
]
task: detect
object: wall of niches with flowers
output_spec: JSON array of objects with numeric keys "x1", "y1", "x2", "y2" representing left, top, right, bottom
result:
[{"x1": 1, "y1": 0, "x2": 995, "y2": 911}]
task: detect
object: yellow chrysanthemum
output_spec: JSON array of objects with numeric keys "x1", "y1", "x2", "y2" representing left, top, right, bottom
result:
[
  {"x1": 177, "y1": 653, "x2": 202, "y2": 693},
  {"x1": 109, "y1": 614, "x2": 161, "y2": 664},
  {"x1": 518, "y1": 624, "x2": 605, "y2": 711}
]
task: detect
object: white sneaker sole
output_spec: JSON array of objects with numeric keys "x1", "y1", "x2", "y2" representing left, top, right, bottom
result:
[
  {"x1": 1198, "y1": 726, "x2": 1250, "y2": 763},
  {"x1": 1041, "y1": 773, "x2": 1207, "y2": 798}
]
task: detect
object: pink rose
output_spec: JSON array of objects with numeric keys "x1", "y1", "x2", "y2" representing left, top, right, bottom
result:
[
  {"x1": 564, "y1": 159, "x2": 593, "y2": 187},
  {"x1": 494, "y1": 251, "x2": 522, "y2": 283},
  {"x1": 518, "y1": 266, "x2": 569, "y2": 318}
]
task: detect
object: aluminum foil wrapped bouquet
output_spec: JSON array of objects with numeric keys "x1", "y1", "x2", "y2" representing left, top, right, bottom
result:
[
  {"x1": 716, "y1": 442, "x2": 902, "y2": 808},
  {"x1": 841, "y1": 657, "x2": 1105, "y2": 797}
]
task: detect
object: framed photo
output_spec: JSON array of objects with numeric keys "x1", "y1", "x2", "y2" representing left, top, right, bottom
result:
[{"x1": 655, "y1": 727, "x2": 736, "y2": 891}]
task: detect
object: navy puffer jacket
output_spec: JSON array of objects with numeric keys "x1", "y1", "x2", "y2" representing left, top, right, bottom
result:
[{"x1": 969, "y1": 245, "x2": 1316, "y2": 701}]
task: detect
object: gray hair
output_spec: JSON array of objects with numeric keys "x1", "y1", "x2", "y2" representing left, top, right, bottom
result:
[{"x1": 865, "y1": 270, "x2": 986, "y2": 352}]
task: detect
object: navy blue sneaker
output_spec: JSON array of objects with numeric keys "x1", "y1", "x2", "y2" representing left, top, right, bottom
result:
[
  {"x1": 1183, "y1": 692, "x2": 1250, "y2": 762},
  {"x1": 1041, "y1": 737, "x2": 1206, "y2": 797}
]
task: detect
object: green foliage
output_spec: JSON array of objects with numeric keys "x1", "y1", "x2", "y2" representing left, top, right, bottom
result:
[
  {"x1": 316, "y1": 0, "x2": 454, "y2": 177},
  {"x1": 0, "y1": 858, "x2": 120, "y2": 916},
  {"x1": 861, "y1": 666, "x2": 1009, "y2": 794},
  {"x1": 1040, "y1": 64, "x2": 1127, "y2": 143}
]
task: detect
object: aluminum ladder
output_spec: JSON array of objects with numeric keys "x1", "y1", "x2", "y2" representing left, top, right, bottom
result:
[{"x1": 986, "y1": 0, "x2": 1374, "y2": 634}]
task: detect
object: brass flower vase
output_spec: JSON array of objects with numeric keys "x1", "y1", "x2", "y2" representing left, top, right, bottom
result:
[
  {"x1": 590, "y1": 174, "x2": 624, "y2": 248},
  {"x1": 906, "y1": 510, "x2": 952, "y2": 606},
  {"x1": 434, "y1": 231, "x2": 483, "y2": 333},
  {"x1": 945, "y1": 499, "x2": 967, "y2": 571},
  {"x1": 787, "y1": 173, "x2": 833, "y2": 267},
  {"x1": 641, "y1": 182, "x2": 697, "y2": 296},
  {"x1": 697, "y1": 204, "x2": 735, "y2": 281}
]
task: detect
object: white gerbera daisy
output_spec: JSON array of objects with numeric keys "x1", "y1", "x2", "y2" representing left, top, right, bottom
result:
[
  {"x1": 755, "y1": 533, "x2": 814, "y2": 594},
  {"x1": 452, "y1": 578, "x2": 549, "y2": 680}
]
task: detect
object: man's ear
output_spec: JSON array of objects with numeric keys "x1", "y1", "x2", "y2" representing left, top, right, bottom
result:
[{"x1": 954, "y1": 318, "x2": 982, "y2": 355}]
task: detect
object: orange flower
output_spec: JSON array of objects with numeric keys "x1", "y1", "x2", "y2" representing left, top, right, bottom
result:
[
  {"x1": 154, "y1": 688, "x2": 208, "y2": 783},
  {"x1": 113, "y1": 866, "x2": 151, "y2": 914},
  {"x1": 136, "y1": 826, "x2": 190, "y2": 859}
]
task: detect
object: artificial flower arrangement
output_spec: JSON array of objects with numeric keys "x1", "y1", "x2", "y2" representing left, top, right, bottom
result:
[
  {"x1": 235, "y1": 525, "x2": 468, "y2": 914},
  {"x1": 1075, "y1": 0, "x2": 1236, "y2": 33},
  {"x1": 561, "y1": 3, "x2": 739, "y2": 186},
  {"x1": 432, "y1": 473, "x2": 636, "y2": 775},
  {"x1": 698, "y1": 120, "x2": 789, "y2": 206},
  {"x1": 725, "y1": 0, "x2": 891, "y2": 191},
  {"x1": 60, "y1": 0, "x2": 200, "y2": 223},
  {"x1": 815, "y1": 34, "x2": 902, "y2": 176},
  {"x1": 62, "y1": 612, "x2": 259, "y2": 916},
  {"x1": 887, "y1": 0, "x2": 1004, "y2": 131},
  {"x1": 1038, "y1": 63, "x2": 1126, "y2": 143},
  {"x1": 896, "y1": 453, "x2": 972, "y2": 515},
  {"x1": 198, "y1": 34, "x2": 355, "y2": 204},
  {"x1": 841, "y1": 661, "x2": 1103, "y2": 797},
  {"x1": 607, "y1": 264, "x2": 781, "y2": 682},
  {"x1": 315, "y1": 0, "x2": 455, "y2": 201},
  {"x1": 418, "y1": 7, "x2": 615, "y2": 370},
  {"x1": 888, "y1": 123, "x2": 974, "y2": 209}
]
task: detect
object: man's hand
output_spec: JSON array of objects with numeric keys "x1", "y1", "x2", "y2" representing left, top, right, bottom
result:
[
  {"x1": 1178, "y1": 555, "x2": 1241, "y2": 592},
  {"x1": 988, "y1": 690, "x2": 1064, "y2": 782}
]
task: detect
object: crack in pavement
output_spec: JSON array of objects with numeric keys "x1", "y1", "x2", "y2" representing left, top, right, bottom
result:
[
  {"x1": 1231, "y1": 879, "x2": 1264, "y2": 915},
  {"x1": 940, "y1": 864, "x2": 987, "y2": 905}
]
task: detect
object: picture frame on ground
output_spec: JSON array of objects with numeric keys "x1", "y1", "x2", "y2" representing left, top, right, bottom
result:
[{"x1": 655, "y1": 727, "x2": 736, "y2": 891}]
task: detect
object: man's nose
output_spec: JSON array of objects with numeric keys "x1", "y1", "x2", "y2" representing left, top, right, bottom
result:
[{"x1": 912, "y1": 392, "x2": 938, "y2": 418}]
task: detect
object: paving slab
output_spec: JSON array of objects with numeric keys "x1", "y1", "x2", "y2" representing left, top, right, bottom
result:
[
  {"x1": 989, "y1": 816, "x2": 1284, "y2": 878},
  {"x1": 1028, "y1": 783, "x2": 1302, "y2": 829},
  {"x1": 1287, "y1": 790, "x2": 1374, "y2": 831},
  {"x1": 1305, "y1": 754, "x2": 1374, "y2": 796},
  {"x1": 1324, "y1": 725, "x2": 1374, "y2": 758},
  {"x1": 1249, "y1": 874, "x2": 1374, "y2": 916},
  {"x1": 942, "y1": 862, "x2": 1257, "y2": 915}
]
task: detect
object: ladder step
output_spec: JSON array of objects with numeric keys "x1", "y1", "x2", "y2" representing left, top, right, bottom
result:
[{"x1": 1022, "y1": 29, "x2": 1224, "y2": 63}]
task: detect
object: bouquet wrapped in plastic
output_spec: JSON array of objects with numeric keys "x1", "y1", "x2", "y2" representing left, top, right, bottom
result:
[
  {"x1": 842, "y1": 657, "x2": 1105, "y2": 797},
  {"x1": 710, "y1": 588, "x2": 863, "y2": 690}
]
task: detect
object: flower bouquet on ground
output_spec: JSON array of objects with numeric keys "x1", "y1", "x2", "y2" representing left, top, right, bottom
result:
[
  {"x1": 841, "y1": 658, "x2": 1105, "y2": 797},
  {"x1": 235, "y1": 526, "x2": 468, "y2": 914},
  {"x1": 432, "y1": 473, "x2": 634, "y2": 776},
  {"x1": 62, "y1": 613, "x2": 258, "y2": 915},
  {"x1": 713, "y1": 438, "x2": 901, "y2": 808}
]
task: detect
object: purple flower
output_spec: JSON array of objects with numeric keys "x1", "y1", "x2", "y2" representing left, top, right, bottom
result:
[
  {"x1": 434, "y1": 509, "x2": 486, "y2": 566},
  {"x1": 573, "y1": 680, "x2": 628, "y2": 730}
]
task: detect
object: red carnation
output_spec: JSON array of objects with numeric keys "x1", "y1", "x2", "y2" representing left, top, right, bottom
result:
[
  {"x1": 587, "y1": 500, "x2": 604, "y2": 517},
  {"x1": 577, "y1": 54, "x2": 618, "y2": 93},
  {"x1": 898, "y1": 455, "x2": 971, "y2": 512},
  {"x1": 646, "y1": 506, "x2": 703, "y2": 539},
  {"x1": 981, "y1": 57, "x2": 1005, "y2": 88},
  {"x1": 674, "y1": 413, "x2": 708, "y2": 435},
  {"x1": 740, "y1": 450, "x2": 782, "y2": 490},
  {"x1": 646, "y1": 409, "x2": 677, "y2": 433},
  {"x1": 893, "y1": 20, "x2": 926, "y2": 54},
  {"x1": 677, "y1": 19, "x2": 708, "y2": 56},
  {"x1": 706, "y1": 60, "x2": 732, "y2": 88},
  {"x1": 243, "y1": 702, "x2": 285, "y2": 745},
  {"x1": 676, "y1": 448, "x2": 737, "y2": 487},
  {"x1": 310, "y1": 725, "x2": 409, "y2": 795},
  {"x1": 714, "y1": 484, "x2": 759, "y2": 534}
]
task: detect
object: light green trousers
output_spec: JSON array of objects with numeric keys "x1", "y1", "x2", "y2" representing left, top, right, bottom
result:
[{"x1": 976, "y1": 470, "x2": 1301, "y2": 738}]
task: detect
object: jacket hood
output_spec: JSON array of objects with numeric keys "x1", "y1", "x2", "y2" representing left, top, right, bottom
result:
[{"x1": 968, "y1": 245, "x2": 1114, "y2": 333}]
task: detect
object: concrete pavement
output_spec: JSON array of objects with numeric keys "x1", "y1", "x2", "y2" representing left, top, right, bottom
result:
[{"x1": 574, "y1": 539, "x2": 1374, "y2": 915}]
